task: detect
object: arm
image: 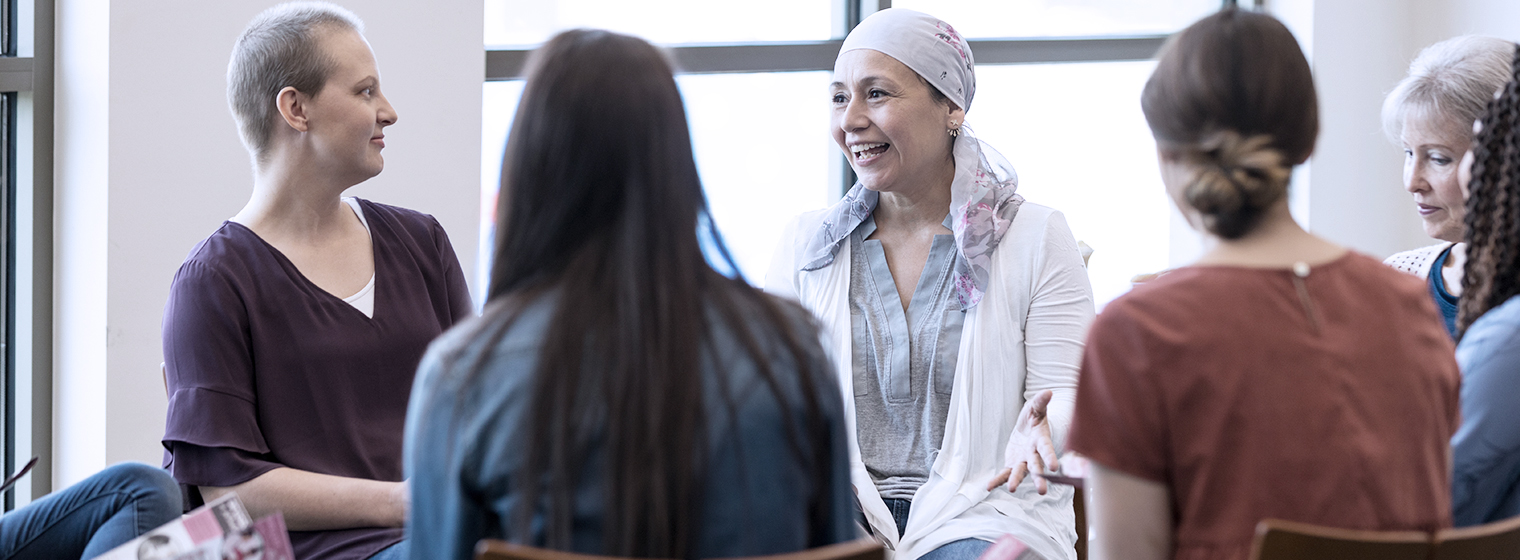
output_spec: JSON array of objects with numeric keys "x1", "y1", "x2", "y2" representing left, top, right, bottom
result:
[
  {"x1": 163, "y1": 259, "x2": 407, "y2": 532},
  {"x1": 1022, "y1": 211, "x2": 1095, "y2": 452},
  {"x1": 1452, "y1": 320, "x2": 1520, "y2": 524},
  {"x1": 1087, "y1": 462, "x2": 1173, "y2": 560},
  {"x1": 993, "y1": 211, "x2": 1096, "y2": 492},
  {"x1": 201, "y1": 470, "x2": 406, "y2": 530},
  {"x1": 431, "y1": 215, "x2": 477, "y2": 321}
]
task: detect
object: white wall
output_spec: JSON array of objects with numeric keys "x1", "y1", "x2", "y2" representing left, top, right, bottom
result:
[
  {"x1": 1302, "y1": 0, "x2": 1430, "y2": 258},
  {"x1": 1413, "y1": 0, "x2": 1520, "y2": 48},
  {"x1": 53, "y1": 0, "x2": 483, "y2": 486},
  {"x1": 1296, "y1": 0, "x2": 1520, "y2": 260}
]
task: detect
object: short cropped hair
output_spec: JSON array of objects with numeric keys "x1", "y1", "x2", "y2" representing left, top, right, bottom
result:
[
  {"x1": 227, "y1": 2, "x2": 364, "y2": 162},
  {"x1": 1382, "y1": 35, "x2": 1514, "y2": 142}
]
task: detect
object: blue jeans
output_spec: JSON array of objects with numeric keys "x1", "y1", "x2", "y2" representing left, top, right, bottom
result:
[
  {"x1": 883, "y1": 498, "x2": 993, "y2": 560},
  {"x1": 369, "y1": 539, "x2": 408, "y2": 560},
  {"x1": 0, "y1": 462, "x2": 182, "y2": 559}
]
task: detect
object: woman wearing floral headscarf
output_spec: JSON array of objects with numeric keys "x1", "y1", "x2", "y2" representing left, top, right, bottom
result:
[{"x1": 766, "y1": 9, "x2": 1094, "y2": 560}]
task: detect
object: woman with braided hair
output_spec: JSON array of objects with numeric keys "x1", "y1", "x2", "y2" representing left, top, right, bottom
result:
[
  {"x1": 1449, "y1": 40, "x2": 1520, "y2": 527},
  {"x1": 1067, "y1": 8, "x2": 1461, "y2": 560}
]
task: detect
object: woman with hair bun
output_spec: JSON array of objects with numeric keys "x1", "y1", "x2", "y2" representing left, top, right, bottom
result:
[
  {"x1": 1068, "y1": 8, "x2": 1460, "y2": 560},
  {"x1": 1450, "y1": 41, "x2": 1520, "y2": 527}
]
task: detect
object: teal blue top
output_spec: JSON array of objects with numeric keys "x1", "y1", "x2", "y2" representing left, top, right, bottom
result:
[{"x1": 1429, "y1": 246, "x2": 1459, "y2": 340}]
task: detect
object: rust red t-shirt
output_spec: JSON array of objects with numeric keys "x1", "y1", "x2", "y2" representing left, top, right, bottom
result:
[
  {"x1": 161, "y1": 199, "x2": 474, "y2": 560},
  {"x1": 1069, "y1": 252, "x2": 1459, "y2": 560}
]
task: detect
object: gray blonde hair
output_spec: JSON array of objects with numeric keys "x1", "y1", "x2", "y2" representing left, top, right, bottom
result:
[
  {"x1": 227, "y1": 2, "x2": 364, "y2": 162},
  {"x1": 1383, "y1": 35, "x2": 1514, "y2": 142}
]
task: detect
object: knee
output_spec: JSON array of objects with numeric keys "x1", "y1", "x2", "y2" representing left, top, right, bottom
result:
[{"x1": 97, "y1": 462, "x2": 181, "y2": 517}]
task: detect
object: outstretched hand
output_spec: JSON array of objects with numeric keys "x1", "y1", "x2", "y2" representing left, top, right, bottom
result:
[{"x1": 987, "y1": 389, "x2": 1059, "y2": 495}]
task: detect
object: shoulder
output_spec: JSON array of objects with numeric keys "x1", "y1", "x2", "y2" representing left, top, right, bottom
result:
[
  {"x1": 784, "y1": 207, "x2": 832, "y2": 239},
  {"x1": 173, "y1": 223, "x2": 265, "y2": 286},
  {"x1": 1384, "y1": 242, "x2": 1451, "y2": 276},
  {"x1": 1345, "y1": 251, "x2": 1430, "y2": 294},
  {"x1": 1459, "y1": 296, "x2": 1520, "y2": 360},
  {"x1": 355, "y1": 199, "x2": 460, "y2": 264},
  {"x1": 356, "y1": 199, "x2": 448, "y2": 239},
  {"x1": 1003, "y1": 201, "x2": 1074, "y2": 250}
]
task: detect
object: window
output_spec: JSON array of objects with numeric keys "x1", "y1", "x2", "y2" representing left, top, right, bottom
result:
[
  {"x1": 0, "y1": 0, "x2": 52, "y2": 511},
  {"x1": 483, "y1": 0, "x2": 1230, "y2": 306}
]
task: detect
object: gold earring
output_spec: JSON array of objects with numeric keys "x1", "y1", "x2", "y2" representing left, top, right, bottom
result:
[{"x1": 948, "y1": 120, "x2": 961, "y2": 137}]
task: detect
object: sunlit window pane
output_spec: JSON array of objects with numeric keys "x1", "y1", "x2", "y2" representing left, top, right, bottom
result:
[
  {"x1": 967, "y1": 61, "x2": 1168, "y2": 308},
  {"x1": 480, "y1": 72, "x2": 834, "y2": 288},
  {"x1": 485, "y1": 0, "x2": 834, "y2": 46},
  {"x1": 891, "y1": 0, "x2": 1219, "y2": 38}
]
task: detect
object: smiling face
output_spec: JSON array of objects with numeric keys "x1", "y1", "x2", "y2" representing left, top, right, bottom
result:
[
  {"x1": 1401, "y1": 111, "x2": 1471, "y2": 242},
  {"x1": 304, "y1": 28, "x2": 397, "y2": 184},
  {"x1": 830, "y1": 49, "x2": 963, "y2": 195}
]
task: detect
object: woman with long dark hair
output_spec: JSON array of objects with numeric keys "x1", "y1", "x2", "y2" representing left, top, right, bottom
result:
[
  {"x1": 403, "y1": 30, "x2": 856, "y2": 559},
  {"x1": 1069, "y1": 9, "x2": 1460, "y2": 560},
  {"x1": 1450, "y1": 42, "x2": 1520, "y2": 527}
]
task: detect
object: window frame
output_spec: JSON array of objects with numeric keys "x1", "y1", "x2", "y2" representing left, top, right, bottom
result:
[
  {"x1": 0, "y1": 0, "x2": 53, "y2": 511},
  {"x1": 481, "y1": 0, "x2": 1236, "y2": 199}
]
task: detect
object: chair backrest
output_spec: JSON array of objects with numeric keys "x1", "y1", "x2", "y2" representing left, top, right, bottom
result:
[
  {"x1": 1433, "y1": 514, "x2": 1520, "y2": 560},
  {"x1": 475, "y1": 539, "x2": 883, "y2": 560},
  {"x1": 1248, "y1": 519, "x2": 1431, "y2": 560}
]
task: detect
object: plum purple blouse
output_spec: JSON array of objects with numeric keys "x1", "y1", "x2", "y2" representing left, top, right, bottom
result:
[{"x1": 161, "y1": 199, "x2": 473, "y2": 560}]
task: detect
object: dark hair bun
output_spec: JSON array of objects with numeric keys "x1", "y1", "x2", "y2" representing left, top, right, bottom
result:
[{"x1": 1183, "y1": 131, "x2": 1291, "y2": 239}]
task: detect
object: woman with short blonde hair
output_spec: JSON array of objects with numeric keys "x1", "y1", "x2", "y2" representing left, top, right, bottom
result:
[{"x1": 161, "y1": 4, "x2": 473, "y2": 559}]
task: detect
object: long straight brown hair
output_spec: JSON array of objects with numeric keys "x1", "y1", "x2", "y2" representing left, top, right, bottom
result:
[{"x1": 455, "y1": 29, "x2": 834, "y2": 557}]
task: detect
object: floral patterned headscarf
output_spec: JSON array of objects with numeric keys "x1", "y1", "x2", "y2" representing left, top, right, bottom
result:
[{"x1": 800, "y1": 8, "x2": 1023, "y2": 310}]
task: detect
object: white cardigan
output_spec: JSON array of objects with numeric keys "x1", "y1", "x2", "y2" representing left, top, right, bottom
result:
[{"x1": 765, "y1": 202, "x2": 1094, "y2": 560}]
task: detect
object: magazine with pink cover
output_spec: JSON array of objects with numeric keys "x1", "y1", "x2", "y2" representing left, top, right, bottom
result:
[
  {"x1": 91, "y1": 492, "x2": 294, "y2": 560},
  {"x1": 975, "y1": 534, "x2": 1042, "y2": 560}
]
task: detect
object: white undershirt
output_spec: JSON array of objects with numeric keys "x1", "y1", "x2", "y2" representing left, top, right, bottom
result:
[{"x1": 341, "y1": 197, "x2": 376, "y2": 318}]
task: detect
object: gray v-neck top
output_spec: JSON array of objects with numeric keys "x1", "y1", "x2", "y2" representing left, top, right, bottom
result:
[{"x1": 849, "y1": 213, "x2": 966, "y2": 500}]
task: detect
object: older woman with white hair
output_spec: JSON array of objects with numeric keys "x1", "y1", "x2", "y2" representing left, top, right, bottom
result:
[
  {"x1": 766, "y1": 9, "x2": 1094, "y2": 560},
  {"x1": 1384, "y1": 35, "x2": 1514, "y2": 339}
]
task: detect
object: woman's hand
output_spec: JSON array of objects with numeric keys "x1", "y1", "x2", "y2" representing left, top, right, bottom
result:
[{"x1": 987, "y1": 389, "x2": 1060, "y2": 495}]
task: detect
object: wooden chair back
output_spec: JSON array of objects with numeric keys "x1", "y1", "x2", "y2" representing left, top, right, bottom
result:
[
  {"x1": 1071, "y1": 487, "x2": 1087, "y2": 560},
  {"x1": 475, "y1": 538, "x2": 883, "y2": 560},
  {"x1": 1432, "y1": 514, "x2": 1520, "y2": 560},
  {"x1": 1247, "y1": 519, "x2": 1430, "y2": 560}
]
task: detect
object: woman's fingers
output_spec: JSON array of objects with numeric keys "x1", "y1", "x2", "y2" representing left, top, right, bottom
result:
[
  {"x1": 1008, "y1": 460, "x2": 1029, "y2": 492},
  {"x1": 1030, "y1": 389, "x2": 1054, "y2": 412},
  {"x1": 1037, "y1": 428, "x2": 1060, "y2": 472},
  {"x1": 987, "y1": 468, "x2": 1012, "y2": 491},
  {"x1": 1030, "y1": 454, "x2": 1049, "y2": 495}
]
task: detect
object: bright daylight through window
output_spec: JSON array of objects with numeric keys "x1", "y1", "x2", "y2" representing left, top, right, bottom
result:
[{"x1": 483, "y1": 0, "x2": 1226, "y2": 308}]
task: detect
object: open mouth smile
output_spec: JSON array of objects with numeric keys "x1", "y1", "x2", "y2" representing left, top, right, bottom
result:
[{"x1": 850, "y1": 142, "x2": 890, "y2": 163}]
